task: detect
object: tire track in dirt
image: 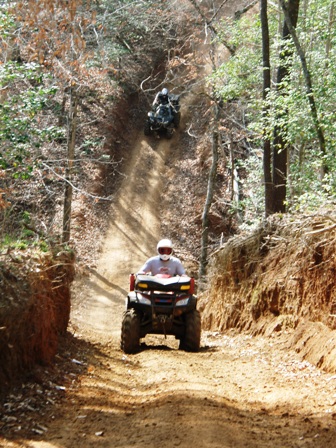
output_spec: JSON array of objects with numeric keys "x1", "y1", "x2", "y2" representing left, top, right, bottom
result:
[
  {"x1": 61, "y1": 100, "x2": 336, "y2": 448},
  {"x1": 70, "y1": 131, "x2": 174, "y2": 342}
]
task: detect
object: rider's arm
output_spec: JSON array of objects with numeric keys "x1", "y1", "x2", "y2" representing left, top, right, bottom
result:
[
  {"x1": 137, "y1": 259, "x2": 153, "y2": 275},
  {"x1": 152, "y1": 93, "x2": 160, "y2": 106},
  {"x1": 175, "y1": 260, "x2": 186, "y2": 276},
  {"x1": 167, "y1": 95, "x2": 177, "y2": 112}
]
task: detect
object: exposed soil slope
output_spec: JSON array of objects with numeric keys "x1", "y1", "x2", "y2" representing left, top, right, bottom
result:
[{"x1": 200, "y1": 214, "x2": 336, "y2": 373}]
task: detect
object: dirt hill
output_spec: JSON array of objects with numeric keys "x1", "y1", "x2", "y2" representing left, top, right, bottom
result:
[{"x1": 199, "y1": 213, "x2": 336, "y2": 373}]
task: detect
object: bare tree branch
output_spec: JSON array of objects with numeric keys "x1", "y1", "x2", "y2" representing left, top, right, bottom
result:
[{"x1": 41, "y1": 163, "x2": 113, "y2": 202}]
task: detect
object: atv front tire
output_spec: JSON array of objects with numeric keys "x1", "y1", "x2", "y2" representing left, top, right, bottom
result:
[
  {"x1": 121, "y1": 309, "x2": 141, "y2": 354},
  {"x1": 179, "y1": 309, "x2": 201, "y2": 352},
  {"x1": 144, "y1": 121, "x2": 151, "y2": 136}
]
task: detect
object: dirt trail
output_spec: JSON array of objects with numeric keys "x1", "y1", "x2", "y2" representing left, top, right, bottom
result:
[
  {"x1": 59, "y1": 134, "x2": 336, "y2": 447},
  {"x1": 1, "y1": 2, "x2": 336, "y2": 446},
  {"x1": 2, "y1": 99, "x2": 335, "y2": 448},
  {"x1": 71, "y1": 133, "x2": 171, "y2": 343}
]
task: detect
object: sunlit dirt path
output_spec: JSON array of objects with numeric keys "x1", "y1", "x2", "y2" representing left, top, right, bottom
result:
[
  {"x1": 1, "y1": 1, "x2": 336, "y2": 447},
  {"x1": 2, "y1": 111, "x2": 334, "y2": 448}
]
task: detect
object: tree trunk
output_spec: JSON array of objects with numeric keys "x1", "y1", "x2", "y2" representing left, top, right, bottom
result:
[
  {"x1": 198, "y1": 104, "x2": 219, "y2": 283},
  {"x1": 62, "y1": 88, "x2": 78, "y2": 244},
  {"x1": 279, "y1": 0, "x2": 327, "y2": 178},
  {"x1": 272, "y1": 0, "x2": 300, "y2": 214},
  {"x1": 260, "y1": 0, "x2": 273, "y2": 217}
]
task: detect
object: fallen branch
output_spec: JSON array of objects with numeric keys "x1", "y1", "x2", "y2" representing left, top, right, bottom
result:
[{"x1": 306, "y1": 223, "x2": 336, "y2": 235}]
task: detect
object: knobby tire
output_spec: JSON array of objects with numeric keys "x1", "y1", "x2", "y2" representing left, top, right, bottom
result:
[{"x1": 121, "y1": 309, "x2": 141, "y2": 354}]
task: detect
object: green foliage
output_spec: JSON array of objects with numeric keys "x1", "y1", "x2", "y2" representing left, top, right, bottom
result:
[
  {"x1": 213, "y1": 1, "x2": 336, "y2": 218},
  {"x1": 210, "y1": 17, "x2": 261, "y2": 102},
  {"x1": 0, "y1": 8, "x2": 15, "y2": 36},
  {"x1": 0, "y1": 235, "x2": 27, "y2": 251},
  {"x1": 0, "y1": 209, "x2": 50, "y2": 252},
  {"x1": 21, "y1": 211, "x2": 31, "y2": 225},
  {"x1": 0, "y1": 61, "x2": 62, "y2": 178},
  {"x1": 0, "y1": 235, "x2": 50, "y2": 253},
  {"x1": 36, "y1": 240, "x2": 49, "y2": 252}
]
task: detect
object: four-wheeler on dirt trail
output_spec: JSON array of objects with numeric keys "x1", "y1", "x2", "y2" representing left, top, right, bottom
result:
[
  {"x1": 144, "y1": 94, "x2": 181, "y2": 139},
  {"x1": 120, "y1": 273, "x2": 201, "y2": 354}
]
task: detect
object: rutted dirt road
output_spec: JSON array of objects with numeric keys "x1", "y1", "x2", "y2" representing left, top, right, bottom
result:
[
  {"x1": 1, "y1": 1, "x2": 336, "y2": 446},
  {"x1": 2, "y1": 118, "x2": 335, "y2": 448},
  {"x1": 57, "y1": 125, "x2": 336, "y2": 448},
  {"x1": 1, "y1": 107, "x2": 336, "y2": 448}
]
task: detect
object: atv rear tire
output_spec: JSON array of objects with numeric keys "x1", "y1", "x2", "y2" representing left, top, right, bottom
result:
[
  {"x1": 121, "y1": 309, "x2": 141, "y2": 354},
  {"x1": 179, "y1": 309, "x2": 201, "y2": 352},
  {"x1": 144, "y1": 120, "x2": 151, "y2": 136}
]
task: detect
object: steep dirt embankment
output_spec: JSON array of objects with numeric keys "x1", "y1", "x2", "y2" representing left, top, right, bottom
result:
[
  {"x1": 0, "y1": 248, "x2": 75, "y2": 394},
  {"x1": 200, "y1": 214, "x2": 336, "y2": 373}
]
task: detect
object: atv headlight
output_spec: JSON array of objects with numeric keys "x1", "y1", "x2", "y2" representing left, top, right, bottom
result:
[
  {"x1": 137, "y1": 283, "x2": 148, "y2": 289},
  {"x1": 180, "y1": 284, "x2": 190, "y2": 291},
  {"x1": 176, "y1": 298, "x2": 189, "y2": 306},
  {"x1": 137, "y1": 295, "x2": 151, "y2": 305}
]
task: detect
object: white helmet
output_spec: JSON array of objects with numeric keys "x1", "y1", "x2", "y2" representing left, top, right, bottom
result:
[{"x1": 157, "y1": 238, "x2": 173, "y2": 261}]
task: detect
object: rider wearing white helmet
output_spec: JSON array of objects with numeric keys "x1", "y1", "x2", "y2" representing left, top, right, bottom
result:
[
  {"x1": 152, "y1": 87, "x2": 170, "y2": 107},
  {"x1": 137, "y1": 239, "x2": 186, "y2": 276},
  {"x1": 157, "y1": 238, "x2": 173, "y2": 261}
]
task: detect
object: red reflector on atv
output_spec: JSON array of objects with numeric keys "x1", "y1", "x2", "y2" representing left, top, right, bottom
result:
[
  {"x1": 129, "y1": 274, "x2": 135, "y2": 291},
  {"x1": 189, "y1": 277, "x2": 195, "y2": 295}
]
